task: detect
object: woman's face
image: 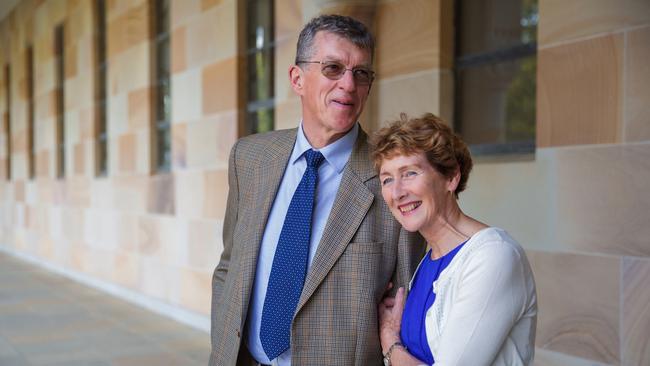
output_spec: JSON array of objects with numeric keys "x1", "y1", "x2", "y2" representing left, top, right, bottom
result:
[{"x1": 379, "y1": 152, "x2": 453, "y2": 234}]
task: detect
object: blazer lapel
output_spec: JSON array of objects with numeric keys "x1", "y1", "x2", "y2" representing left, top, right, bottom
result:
[
  {"x1": 238, "y1": 129, "x2": 297, "y2": 327},
  {"x1": 296, "y1": 129, "x2": 377, "y2": 312}
]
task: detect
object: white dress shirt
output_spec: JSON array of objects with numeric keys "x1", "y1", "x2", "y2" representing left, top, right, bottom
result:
[{"x1": 245, "y1": 122, "x2": 359, "y2": 365}]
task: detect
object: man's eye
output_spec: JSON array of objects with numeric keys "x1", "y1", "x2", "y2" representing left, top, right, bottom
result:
[
  {"x1": 323, "y1": 63, "x2": 343, "y2": 74},
  {"x1": 354, "y1": 69, "x2": 370, "y2": 78}
]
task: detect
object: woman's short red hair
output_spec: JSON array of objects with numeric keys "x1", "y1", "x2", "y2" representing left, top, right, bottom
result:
[{"x1": 370, "y1": 113, "x2": 473, "y2": 198}]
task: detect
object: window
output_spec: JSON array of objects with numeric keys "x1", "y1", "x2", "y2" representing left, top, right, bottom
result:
[
  {"x1": 55, "y1": 24, "x2": 65, "y2": 178},
  {"x1": 152, "y1": 0, "x2": 171, "y2": 172},
  {"x1": 4, "y1": 64, "x2": 10, "y2": 180},
  {"x1": 95, "y1": 0, "x2": 108, "y2": 176},
  {"x1": 245, "y1": 0, "x2": 274, "y2": 135},
  {"x1": 26, "y1": 45, "x2": 35, "y2": 179},
  {"x1": 454, "y1": 0, "x2": 538, "y2": 156}
]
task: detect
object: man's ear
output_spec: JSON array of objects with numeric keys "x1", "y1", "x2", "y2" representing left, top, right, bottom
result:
[{"x1": 289, "y1": 64, "x2": 304, "y2": 95}]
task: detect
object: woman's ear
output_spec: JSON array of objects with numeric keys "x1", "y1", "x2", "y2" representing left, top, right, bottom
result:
[
  {"x1": 448, "y1": 168, "x2": 461, "y2": 193},
  {"x1": 289, "y1": 64, "x2": 304, "y2": 94}
]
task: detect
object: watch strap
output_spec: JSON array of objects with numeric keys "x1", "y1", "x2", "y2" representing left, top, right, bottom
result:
[{"x1": 383, "y1": 341, "x2": 405, "y2": 366}]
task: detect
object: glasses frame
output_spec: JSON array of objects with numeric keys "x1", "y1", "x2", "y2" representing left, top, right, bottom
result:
[{"x1": 296, "y1": 60, "x2": 376, "y2": 85}]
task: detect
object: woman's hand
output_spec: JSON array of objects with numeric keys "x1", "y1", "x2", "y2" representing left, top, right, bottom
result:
[
  {"x1": 378, "y1": 285, "x2": 406, "y2": 353},
  {"x1": 379, "y1": 286, "x2": 428, "y2": 366}
]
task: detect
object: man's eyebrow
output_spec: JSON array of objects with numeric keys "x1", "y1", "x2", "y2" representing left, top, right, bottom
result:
[{"x1": 321, "y1": 58, "x2": 372, "y2": 68}]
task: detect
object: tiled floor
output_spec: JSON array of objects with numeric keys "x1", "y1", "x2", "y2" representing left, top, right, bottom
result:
[{"x1": 0, "y1": 253, "x2": 210, "y2": 366}]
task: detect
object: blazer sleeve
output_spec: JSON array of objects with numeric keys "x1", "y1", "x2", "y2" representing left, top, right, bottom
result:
[
  {"x1": 211, "y1": 140, "x2": 240, "y2": 331},
  {"x1": 395, "y1": 227, "x2": 424, "y2": 291},
  {"x1": 432, "y1": 241, "x2": 529, "y2": 366}
]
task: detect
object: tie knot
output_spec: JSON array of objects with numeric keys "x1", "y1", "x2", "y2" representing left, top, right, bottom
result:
[{"x1": 304, "y1": 149, "x2": 325, "y2": 168}]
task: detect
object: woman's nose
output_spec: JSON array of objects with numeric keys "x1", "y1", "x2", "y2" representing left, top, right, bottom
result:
[{"x1": 392, "y1": 181, "x2": 406, "y2": 199}]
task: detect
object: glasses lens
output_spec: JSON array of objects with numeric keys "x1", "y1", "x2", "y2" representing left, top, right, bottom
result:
[
  {"x1": 353, "y1": 69, "x2": 372, "y2": 84},
  {"x1": 318, "y1": 61, "x2": 374, "y2": 85},
  {"x1": 321, "y1": 62, "x2": 345, "y2": 79}
]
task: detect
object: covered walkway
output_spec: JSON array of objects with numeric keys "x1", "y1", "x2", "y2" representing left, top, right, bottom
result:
[{"x1": 0, "y1": 253, "x2": 210, "y2": 366}]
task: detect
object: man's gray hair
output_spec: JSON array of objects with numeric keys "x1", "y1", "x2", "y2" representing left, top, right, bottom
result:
[{"x1": 295, "y1": 14, "x2": 375, "y2": 64}]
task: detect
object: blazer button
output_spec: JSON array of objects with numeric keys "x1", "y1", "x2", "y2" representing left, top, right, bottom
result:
[{"x1": 236, "y1": 330, "x2": 241, "y2": 338}]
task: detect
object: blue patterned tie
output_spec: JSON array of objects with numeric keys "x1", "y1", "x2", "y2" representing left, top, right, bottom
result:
[{"x1": 260, "y1": 149, "x2": 325, "y2": 360}]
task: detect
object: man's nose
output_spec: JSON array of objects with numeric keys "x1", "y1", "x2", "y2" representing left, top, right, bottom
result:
[{"x1": 337, "y1": 69, "x2": 357, "y2": 91}]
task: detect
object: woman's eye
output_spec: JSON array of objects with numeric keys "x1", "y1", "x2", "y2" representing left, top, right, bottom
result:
[
  {"x1": 381, "y1": 177, "x2": 393, "y2": 186},
  {"x1": 404, "y1": 171, "x2": 418, "y2": 178}
]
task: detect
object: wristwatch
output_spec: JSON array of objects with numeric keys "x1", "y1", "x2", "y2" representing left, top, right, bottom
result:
[{"x1": 383, "y1": 341, "x2": 404, "y2": 366}]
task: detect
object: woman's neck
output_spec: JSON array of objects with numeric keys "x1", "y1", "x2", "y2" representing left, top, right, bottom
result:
[{"x1": 421, "y1": 203, "x2": 483, "y2": 259}]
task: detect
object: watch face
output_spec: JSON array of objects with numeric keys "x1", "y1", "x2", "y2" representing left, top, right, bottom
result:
[{"x1": 383, "y1": 357, "x2": 390, "y2": 366}]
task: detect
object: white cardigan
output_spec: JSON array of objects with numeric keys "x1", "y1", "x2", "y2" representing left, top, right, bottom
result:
[{"x1": 408, "y1": 227, "x2": 537, "y2": 366}]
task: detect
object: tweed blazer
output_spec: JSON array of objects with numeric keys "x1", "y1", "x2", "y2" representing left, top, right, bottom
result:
[{"x1": 210, "y1": 127, "x2": 422, "y2": 366}]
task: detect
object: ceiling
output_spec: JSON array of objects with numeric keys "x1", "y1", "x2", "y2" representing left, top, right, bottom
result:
[{"x1": 0, "y1": 0, "x2": 20, "y2": 22}]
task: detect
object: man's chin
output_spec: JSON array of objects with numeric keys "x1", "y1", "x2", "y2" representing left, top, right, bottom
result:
[
  {"x1": 333, "y1": 123, "x2": 357, "y2": 134},
  {"x1": 329, "y1": 116, "x2": 359, "y2": 130}
]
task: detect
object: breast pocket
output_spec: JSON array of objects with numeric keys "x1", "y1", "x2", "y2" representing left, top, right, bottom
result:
[
  {"x1": 346, "y1": 241, "x2": 384, "y2": 255},
  {"x1": 333, "y1": 242, "x2": 389, "y2": 301}
]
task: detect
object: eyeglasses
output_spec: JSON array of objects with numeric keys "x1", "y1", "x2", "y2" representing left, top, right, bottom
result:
[{"x1": 296, "y1": 60, "x2": 375, "y2": 86}]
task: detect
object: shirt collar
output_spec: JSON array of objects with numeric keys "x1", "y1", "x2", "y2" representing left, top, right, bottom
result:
[{"x1": 290, "y1": 122, "x2": 359, "y2": 174}]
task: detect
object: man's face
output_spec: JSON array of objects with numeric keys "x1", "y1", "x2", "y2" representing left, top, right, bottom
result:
[{"x1": 290, "y1": 31, "x2": 373, "y2": 147}]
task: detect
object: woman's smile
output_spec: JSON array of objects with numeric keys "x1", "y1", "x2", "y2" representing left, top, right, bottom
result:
[{"x1": 398, "y1": 201, "x2": 422, "y2": 214}]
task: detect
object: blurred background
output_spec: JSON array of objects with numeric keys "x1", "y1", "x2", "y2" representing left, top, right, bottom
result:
[{"x1": 0, "y1": 0, "x2": 648, "y2": 365}]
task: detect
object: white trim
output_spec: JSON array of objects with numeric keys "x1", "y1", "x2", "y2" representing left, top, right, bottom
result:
[
  {"x1": 538, "y1": 24, "x2": 650, "y2": 50},
  {"x1": 0, "y1": 246, "x2": 210, "y2": 333},
  {"x1": 536, "y1": 139, "x2": 650, "y2": 152},
  {"x1": 622, "y1": 30, "x2": 628, "y2": 142}
]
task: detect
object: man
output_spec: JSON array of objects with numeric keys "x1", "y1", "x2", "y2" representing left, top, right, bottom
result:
[{"x1": 210, "y1": 14, "x2": 420, "y2": 366}]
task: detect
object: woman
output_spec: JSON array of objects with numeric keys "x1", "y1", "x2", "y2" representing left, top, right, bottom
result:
[{"x1": 371, "y1": 113, "x2": 537, "y2": 366}]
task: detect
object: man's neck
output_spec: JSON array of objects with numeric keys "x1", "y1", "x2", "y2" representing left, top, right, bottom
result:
[{"x1": 301, "y1": 123, "x2": 356, "y2": 149}]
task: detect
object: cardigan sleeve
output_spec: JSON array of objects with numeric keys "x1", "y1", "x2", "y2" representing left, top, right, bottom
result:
[{"x1": 431, "y1": 240, "x2": 531, "y2": 366}]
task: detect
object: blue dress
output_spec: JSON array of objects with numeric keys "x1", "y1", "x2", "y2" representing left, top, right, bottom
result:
[{"x1": 400, "y1": 242, "x2": 466, "y2": 364}]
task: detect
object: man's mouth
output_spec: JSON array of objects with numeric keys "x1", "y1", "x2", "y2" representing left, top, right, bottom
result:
[{"x1": 332, "y1": 99, "x2": 354, "y2": 108}]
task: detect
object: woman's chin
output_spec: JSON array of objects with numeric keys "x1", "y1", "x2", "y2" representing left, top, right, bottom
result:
[{"x1": 398, "y1": 222, "x2": 421, "y2": 233}]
